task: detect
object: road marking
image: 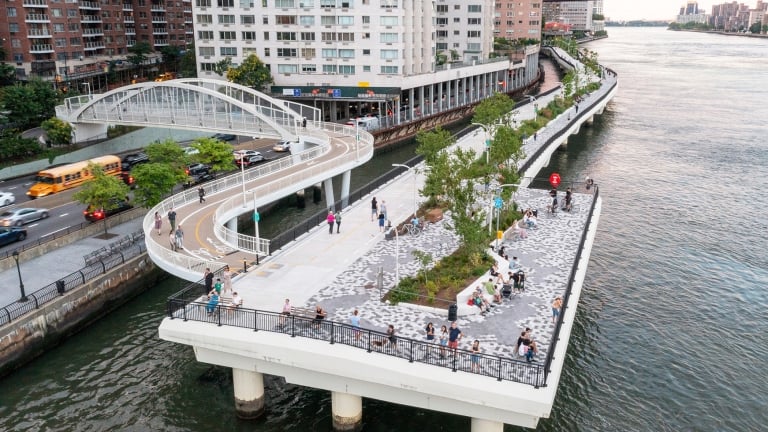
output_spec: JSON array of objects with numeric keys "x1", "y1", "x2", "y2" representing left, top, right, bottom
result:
[
  {"x1": 42, "y1": 226, "x2": 70, "y2": 237},
  {"x1": 59, "y1": 213, "x2": 69, "y2": 217},
  {"x1": 28, "y1": 223, "x2": 38, "y2": 228}
]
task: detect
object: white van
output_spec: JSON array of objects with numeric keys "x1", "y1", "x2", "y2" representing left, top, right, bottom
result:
[{"x1": 345, "y1": 116, "x2": 380, "y2": 131}]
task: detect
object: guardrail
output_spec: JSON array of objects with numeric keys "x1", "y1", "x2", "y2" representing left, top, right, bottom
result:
[
  {"x1": 0, "y1": 234, "x2": 147, "y2": 327},
  {"x1": 165, "y1": 292, "x2": 546, "y2": 387},
  {"x1": 0, "y1": 221, "x2": 93, "y2": 260}
]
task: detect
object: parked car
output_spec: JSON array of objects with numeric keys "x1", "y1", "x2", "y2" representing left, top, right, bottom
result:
[
  {"x1": 184, "y1": 163, "x2": 215, "y2": 188},
  {"x1": 0, "y1": 191, "x2": 15, "y2": 207},
  {"x1": 233, "y1": 149, "x2": 261, "y2": 160},
  {"x1": 235, "y1": 154, "x2": 265, "y2": 167},
  {"x1": 272, "y1": 141, "x2": 292, "y2": 152},
  {"x1": 212, "y1": 133, "x2": 237, "y2": 142},
  {"x1": 0, "y1": 207, "x2": 50, "y2": 227},
  {"x1": 0, "y1": 227, "x2": 27, "y2": 247},
  {"x1": 83, "y1": 199, "x2": 133, "y2": 222}
]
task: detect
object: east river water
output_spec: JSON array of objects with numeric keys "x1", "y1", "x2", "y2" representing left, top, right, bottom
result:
[{"x1": 1, "y1": 28, "x2": 767, "y2": 431}]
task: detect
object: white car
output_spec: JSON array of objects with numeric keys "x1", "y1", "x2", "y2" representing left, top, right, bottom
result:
[
  {"x1": 273, "y1": 141, "x2": 292, "y2": 152},
  {"x1": 0, "y1": 191, "x2": 14, "y2": 207},
  {"x1": 233, "y1": 149, "x2": 261, "y2": 160},
  {"x1": 0, "y1": 207, "x2": 49, "y2": 226},
  {"x1": 183, "y1": 146, "x2": 200, "y2": 156}
]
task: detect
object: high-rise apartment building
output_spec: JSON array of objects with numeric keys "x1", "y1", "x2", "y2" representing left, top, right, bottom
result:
[
  {"x1": 193, "y1": 0, "x2": 540, "y2": 123},
  {"x1": 0, "y1": 0, "x2": 193, "y2": 85},
  {"x1": 493, "y1": 1, "x2": 543, "y2": 41},
  {"x1": 541, "y1": 0, "x2": 594, "y2": 32}
]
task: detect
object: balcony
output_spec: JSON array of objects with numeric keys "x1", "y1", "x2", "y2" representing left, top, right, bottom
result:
[
  {"x1": 127, "y1": 39, "x2": 137, "y2": 47},
  {"x1": 30, "y1": 44, "x2": 54, "y2": 53},
  {"x1": 123, "y1": 3, "x2": 133, "y2": 10},
  {"x1": 23, "y1": 0, "x2": 48, "y2": 7},
  {"x1": 31, "y1": 60, "x2": 57, "y2": 73},
  {"x1": 25, "y1": 14, "x2": 50, "y2": 22},
  {"x1": 151, "y1": 15, "x2": 167, "y2": 23},
  {"x1": 153, "y1": 39, "x2": 170, "y2": 46},
  {"x1": 151, "y1": 5, "x2": 166, "y2": 12},
  {"x1": 124, "y1": 16, "x2": 135, "y2": 23},
  {"x1": 153, "y1": 27, "x2": 169, "y2": 34},
  {"x1": 78, "y1": 1, "x2": 101, "y2": 9},
  {"x1": 84, "y1": 41, "x2": 106, "y2": 50},
  {"x1": 80, "y1": 15, "x2": 102, "y2": 23},
  {"x1": 28, "y1": 28, "x2": 52, "y2": 38},
  {"x1": 125, "y1": 27, "x2": 136, "y2": 35},
  {"x1": 82, "y1": 28, "x2": 105, "y2": 37}
]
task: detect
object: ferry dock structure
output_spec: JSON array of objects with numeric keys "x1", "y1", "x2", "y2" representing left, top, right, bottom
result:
[{"x1": 158, "y1": 49, "x2": 616, "y2": 430}]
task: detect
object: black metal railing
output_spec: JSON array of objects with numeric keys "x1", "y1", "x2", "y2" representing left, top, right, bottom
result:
[
  {"x1": 541, "y1": 184, "x2": 599, "y2": 384},
  {"x1": 165, "y1": 293, "x2": 546, "y2": 387},
  {"x1": 0, "y1": 236, "x2": 147, "y2": 327},
  {"x1": 0, "y1": 221, "x2": 94, "y2": 260}
]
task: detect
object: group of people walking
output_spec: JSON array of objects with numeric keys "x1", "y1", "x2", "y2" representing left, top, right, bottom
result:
[
  {"x1": 154, "y1": 208, "x2": 184, "y2": 250},
  {"x1": 326, "y1": 210, "x2": 342, "y2": 234}
]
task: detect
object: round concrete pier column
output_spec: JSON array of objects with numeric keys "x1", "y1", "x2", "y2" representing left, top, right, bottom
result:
[
  {"x1": 232, "y1": 368, "x2": 265, "y2": 419},
  {"x1": 331, "y1": 391, "x2": 362, "y2": 431},
  {"x1": 471, "y1": 418, "x2": 504, "y2": 432}
]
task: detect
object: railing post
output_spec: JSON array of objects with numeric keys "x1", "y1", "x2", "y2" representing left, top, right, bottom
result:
[
  {"x1": 32, "y1": 294, "x2": 39, "y2": 309},
  {"x1": 290, "y1": 315, "x2": 296, "y2": 337},
  {"x1": 366, "y1": 330, "x2": 372, "y2": 353},
  {"x1": 3, "y1": 307, "x2": 11, "y2": 324},
  {"x1": 182, "y1": 301, "x2": 187, "y2": 321},
  {"x1": 497, "y1": 358, "x2": 503, "y2": 382},
  {"x1": 451, "y1": 352, "x2": 457, "y2": 372},
  {"x1": 217, "y1": 305, "x2": 222, "y2": 326},
  {"x1": 79, "y1": 271, "x2": 86, "y2": 284},
  {"x1": 408, "y1": 340, "x2": 414, "y2": 363},
  {"x1": 253, "y1": 309, "x2": 258, "y2": 332},
  {"x1": 329, "y1": 321, "x2": 334, "y2": 344}
]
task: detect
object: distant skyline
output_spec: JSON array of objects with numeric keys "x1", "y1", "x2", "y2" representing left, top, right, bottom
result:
[{"x1": 604, "y1": 1, "x2": 715, "y2": 21}]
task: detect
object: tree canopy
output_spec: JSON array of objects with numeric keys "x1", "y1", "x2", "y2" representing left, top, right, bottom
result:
[
  {"x1": 72, "y1": 163, "x2": 131, "y2": 235},
  {"x1": 131, "y1": 162, "x2": 185, "y2": 208},
  {"x1": 226, "y1": 54, "x2": 274, "y2": 89},
  {"x1": 41, "y1": 117, "x2": 73, "y2": 146},
  {"x1": 189, "y1": 137, "x2": 235, "y2": 173},
  {"x1": 0, "y1": 78, "x2": 60, "y2": 128}
]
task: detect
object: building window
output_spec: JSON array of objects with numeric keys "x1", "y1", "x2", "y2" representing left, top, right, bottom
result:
[
  {"x1": 220, "y1": 47, "x2": 237, "y2": 56},
  {"x1": 218, "y1": 15, "x2": 235, "y2": 24},
  {"x1": 436, "y1": 18, "x2": 447, "y2": 25},
  {"x1": 362, "y1": 65, "x2": 370, "y2": 72},
  {"x1": 468, "y1": 18, "x2": 481, "y2": 25},
  {"x1": 277, "y1": 31, "x2": 296, "y2": 40},
  {"x1": 217, "y1": 0, "x2": 234, "y2": 6},
  {"x1": 242, "y1": 31, "x2": 257, "y2": 40},
  {"x1": 7, "y1": 7, "x2": 17, "y2": 17},
  {"x1": 467, "y1": 4, "x2": 481, "y2": 12},
  {"x1": 338, "y1": 49, "x2": 354, "y2": 58},
  {"x1": 240, "y1": 0, "x2": 255, "y2": 7},
  {"x1": 264, "y1": 47, "x2": 270, "y2": 56},
  {"x1": 380, "y1": 16, "x2": 398, "y2": 26},
  {"x1": 201, "y1": 62, "x2": 216, "y2": 71},
  {"x1": 436, "y1": 30, "x2": 447, "y2": 38},
  {"x1": 362, "y1": 15, "x2": 370, "y2": 24},
  {"x1": 278, "y1": 64, "x2": 298, "y2": 73},
  {"x1": 301, "y1": 48, "x2": 315, "y2": 57},
  {"x1": 300, "y1": 15, "x2": 315, "y2": 25},
  {"x1": 436, "y1": 42, "x2": 447, "y2": 50},
  {"x1": 467, "y1": 43, "x2": 481, "y2": 51},
  {"x1": 241, "y1": 15, "x2": 255, "y2": 24},
  {"x1": 263, "y1": 16, "x2": 269, "y2": 24},
  {"x1": 380, "y1": 0, "x2": 397, "y2": 8},
  {"x1": 276, "y1": 15, "x2": 297, "y2": 24},
  {"x1": 299, "y1": 0, "x2": 314, "y2": 6},
  {"x1": 275, "y1": 0, "x2": 295, "y2": 7},
  {"x1": 196, "y1": 14, "x2": 212, "y2": 24},
  {"x1": 263, "y1": 32, "x2": 270, "y2": 40},
  {"x1": 322, "y1": 64, "x2": 337, "y2": 73},
  {"x1": 277, "y1": 48, "x2": 297, "y2": 57},
  {"x1": 321, "y1": 48, "x2": 337, "y2": 58},
  {"x1": 380, "y1": 65, "x2": 397, "y2": 74},
  {"x1": 321, "y1": 32, "x2": 336, "y2": 41},
  {"x1": 436, "y1": 4, "x2": 447, "y2": 12},
  {"x1": 199, "y1": 46, "x2": 215, "y2": 56},
  {"x1": 302, "y1": 64, "x2": 317, "y2": 72},
  {"x1": 362, "y1": 49, "x2": 370, "y2": 55},
  {"x1": 379, "y1": 32, "x2": 397, "y2": 43},
  {"x1": 467, "y1": 31, "x2": 480, "y2": 37},
  {"x1": 219, "y1": 31, "x2": 236, "y2": 40},
  {"x1": 339, "y1": 65, "x2": 355, "y2": 74},
  {"x1": 301, "y1": 32, "x2": 315, "y2": 41},
  {"x1": 380, "y1": 49, "x2": 397, "y2": 59}
]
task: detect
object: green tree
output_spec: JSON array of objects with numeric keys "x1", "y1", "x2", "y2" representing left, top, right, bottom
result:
[
  {"x1": 178, "y1": 43, "x2": 198, "y2": 78},
  {"x1": 144, "y1": 138, "x2": 186, "y2": 168},
  {"x1": 226, "y1": 54, "x2": 274, "y2": 90},
  {"x1": 749, "y1": 22, "x2": 761, "y2": 34},
  {"x1": 127, "y1": 41, "x2": 153, "y2": 78},
  {"x1": 0, "y1": 63, "x2": 15, "y2": 86},
  {"x1": 214, "y1": 57, "x2": 233, "y2": 77},
  {"x1": 415, "y1": 126, "x2": 454, "y2": 206},
  {"x1": 189, "y1": 137, "x2": 235, "y2": 173},
  {"x1": 160, "y1": 45, "x2": 183, "y2": 73},
  {"x1": 0, "y1": 78, "x2": 59, "y2": 128},
  {"x1": 472, "y1": 92, "x2": 516, "y2": 129},
  {"x1": 73, "y1": 163, "x2": 131, "y2": 236},
  {"x1": 0, "y1": 131, "x2": 42, "y2": 162},
  {"x1": 41, "y1": 117, "x2": 73, "y2": 146},
  {"x1": 131, "y1": 162, "x2": 185, "y2": 208}
]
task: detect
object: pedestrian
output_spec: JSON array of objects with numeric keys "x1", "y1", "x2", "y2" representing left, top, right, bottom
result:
[
  {"x1": 386, "y1": 324, "x2": 398, "y2": 351},
  {"x1": 424, "y1": 322, "x2": 435, "y2": 359},
  {"x1": 326, "y1": 210, "x2": 335, "y2": 234},
  {"x1": 470, "y1": 340, "x2": 481, "y2": 373},
  {"x1": 377, "y1": 211, "x2": 386, "y2": 232},
  {"x1": 534, "y1": 132, "x2": 538, "y2": 141},
  {"x1": 552, "y1": 296, "x2": 563, "y2": 323},
  {"x1": 350, "y1": 309, "x2": 361, "y2": 341},
  {"x1": 280, "y1": 298, "x2": 291, "y2": 326},
  {"x1": 575, "y1": 104, "x2": 579, "y2": 113},
  {"x1": 370, "y1": 197, "x2": 378, "y2": 221},
  {"x1": 169, "y1": 231, "x2": 177, "y2": 251},
  {"x1": 509, "y1": 256, "x2": 521, "y2": 272},
  {"x1": 302, "y1": 117, "x2": 307, "y2": 129},
  {"x1": 379, "y1": 200, "x2": 387, "y2": 220},
  {"x1": 211, "y1": 278, "x2": 222, "y2": 295},
  {"x1": 438, "y1": 325, "x2": 449, "y2": 358},
  {"x1": 203, "y1": 267, "x2": 214, "y2": 295},
  {"x1": 448, "y1": 321, "x2": 462, "y2": 356},
  {"x1": 154, "y1": 211, "x2": 162, "y2": 236},
  {"x1": 198, "y1": 186, "x2": 206, "y2": 203},
  {"x1": 222, "y1": 265, "x2": 232, "y2": 296},
  {"x1": 334, "y1": 211, "x2": 342, "y2": 233},
  {"x1": 206, "y1": 292, "x2": 219, "y2": 315},
  {"x1": 168, "y1": 208, "x2": 177, "y2": 233},
  {"x1": 175, "y1": 225, "x2": 184, "y2": 249}
]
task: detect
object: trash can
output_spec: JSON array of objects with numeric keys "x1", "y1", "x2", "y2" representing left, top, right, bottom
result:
[
  {"x1": 56, "y1": 280, "x2": 66, "y2": 295},
  {"x1": 448, "y1": 303, "x2": 458, "y2": 322}
]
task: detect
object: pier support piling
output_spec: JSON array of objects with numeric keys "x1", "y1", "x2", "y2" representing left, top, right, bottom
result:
[
  {"x1": 232, "y1": 369, "x2": 265, "y2": 419},
  {"x1": 340, "y1": 170, "x2": 351, "y2": 209},
  {"x1": 323, "y1": 178, "x2": 335, "y2": 210},
  {"x1": 331, "y1": 391, "x2": 363, "y2": 432},
  {"x1": 471, "y1": 418, "x2": 504, "y2": 432}
]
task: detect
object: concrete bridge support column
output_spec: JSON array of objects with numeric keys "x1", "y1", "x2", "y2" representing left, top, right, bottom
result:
[
  {"x1": 313, "y1": 183, "x2": 322, "y2": 203},
  {"x1": 226, "y1": 218, "x2": 238, "y2": 245},
  {"x1": 586, "y1": 115, "x2": 594, "y2": 125},
  {"x1": 232, "y1": 369, "x2": 265, "y2": 419},
  {"x1": 470, "y1": 418, "x2": 504, "y2": 432},
  {"x1": 323, "y1": 178, "x2": 335, "y2": 210},
  {"x1": 331, "y1": 391, "x2": 362, "y2": 432},
  {"x1": 340, "y1": 170, "x2": 351, "y2": 209}
]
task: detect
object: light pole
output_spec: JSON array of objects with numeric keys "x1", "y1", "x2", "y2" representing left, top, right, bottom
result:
[
  {"x1": 392, "y1": 163, "x2": 418, "y2": 219},
  {"x1": 240, "y1": 157, "x2": 247, "y2": 207},
  {"x1": 493, "y1": 183, "x2": 521, "y2": 250},
  {"x1": 12, "y1": 250, "x2": 28, "y2": 302},
  {"x1": 252, "y1": 190, "x2": 260, "y2": 255},
  {"x1": 471, "y1": 122, "x2": 491, "y2": 165},
  {"x1": 81, "y1": 82, "x2": 91, "y2": 98}
]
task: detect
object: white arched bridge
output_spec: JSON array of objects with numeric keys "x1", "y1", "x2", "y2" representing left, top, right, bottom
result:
[{"x1": 55, "y1": 79, "x2": 374, "y2": 281}]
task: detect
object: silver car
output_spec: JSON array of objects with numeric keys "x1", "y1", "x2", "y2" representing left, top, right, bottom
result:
[
  {"x1": 0, "y1": 207, "x2": 50, "y2": 226},
  {"x1": 0, "y1": 191, "x2": 15, "y2": 207}
]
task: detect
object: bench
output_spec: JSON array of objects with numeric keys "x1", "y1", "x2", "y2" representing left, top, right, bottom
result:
[{"x1": 290, "y1": 306, "x2": 316, "y2": 319}]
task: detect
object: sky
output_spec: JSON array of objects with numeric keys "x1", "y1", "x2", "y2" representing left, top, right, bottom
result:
[{"x1": 604, "y1": 0, "x2": 715, "y2": 21}]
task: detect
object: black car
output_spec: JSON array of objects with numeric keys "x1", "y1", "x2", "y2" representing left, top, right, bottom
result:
[
  {"x1": 83, "y1": 199, "x2": 133, "y2": 222},
  {"x1": 212, "y1": 133, "x2": 237, "y2": 141},
  {"x1": 184, "y1": 163, "x2": 215, "y2": 188},
  {"x1": 121, "y1": 153, "x2": 149, "y2": 187},
  {"x1": 0, "y1": 227, "x2": 27, "y2": 247}
]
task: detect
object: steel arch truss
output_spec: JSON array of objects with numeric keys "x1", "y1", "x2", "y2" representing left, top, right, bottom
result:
[{"x1": 57, "y1": 79, "x2": 316, "y2": 139}]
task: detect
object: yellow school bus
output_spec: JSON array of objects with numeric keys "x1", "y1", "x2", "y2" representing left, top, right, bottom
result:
[{"x1": 26, "y1": 155, "x2": 122, "y2": 199}]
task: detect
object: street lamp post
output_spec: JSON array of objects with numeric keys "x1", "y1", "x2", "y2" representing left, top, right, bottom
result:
[
  {"x1": 391, "y1": 163, "x2": 418, "y2": 219},
  {"x1": 240, "y1": 157, "x2": 247, "y2": 207},
  {"x1": 81, "y1": 82, "x2": 91, "y2": 98},
  {"x1": 12, "y1": 250, "x2": 28, "y2": 302},
  {"x1": 492, "y1": 183, "x2": 521, "y2": 250}
]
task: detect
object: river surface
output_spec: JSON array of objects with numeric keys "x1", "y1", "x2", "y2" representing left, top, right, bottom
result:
[{"x1": 1, "y1": 27, "x2": 767, "y2": 431}]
